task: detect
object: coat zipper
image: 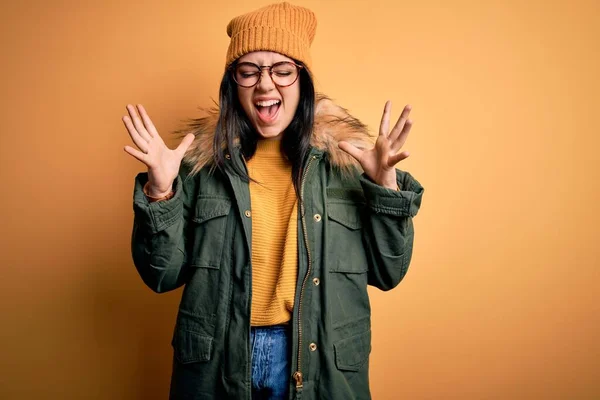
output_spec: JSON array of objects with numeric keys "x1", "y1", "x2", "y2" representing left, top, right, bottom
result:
[
  {"x1": 237, "y1": 153, "x2": 254, "y2": 400},
  {"x1": 293, "y1": 154, "x2": 317, "y2": 392}
]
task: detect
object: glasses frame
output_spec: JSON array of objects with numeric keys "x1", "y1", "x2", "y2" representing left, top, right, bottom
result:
[{"x1": 230, "y1": 61, "x2": 303, "y2": 88}]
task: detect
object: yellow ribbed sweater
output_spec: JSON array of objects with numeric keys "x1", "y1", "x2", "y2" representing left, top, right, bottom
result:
[{"x1": 246, "y1": 140, "x2": 298, "y2": 326}]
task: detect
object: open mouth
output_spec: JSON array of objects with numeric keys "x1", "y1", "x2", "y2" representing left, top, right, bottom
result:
[{"x1": 255, "y1": 99, "x2": 281, "y2": 123}]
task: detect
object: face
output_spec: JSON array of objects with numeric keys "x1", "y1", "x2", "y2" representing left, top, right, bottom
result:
[{"x1": 236, "y1": 51, "x2": 301, "y2": 140}]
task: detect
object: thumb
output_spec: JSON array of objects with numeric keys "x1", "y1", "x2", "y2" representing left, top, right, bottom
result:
[
  {"x1": 175, "y1": 133, "x2": 195, "y2": 158},
  {"x1": 338, "y1": 141, "x2": 363, "y2": 162}
]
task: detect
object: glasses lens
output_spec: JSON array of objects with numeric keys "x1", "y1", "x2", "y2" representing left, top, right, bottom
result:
[
  {"x1": 234, "y1": 63, "x2": 260, "y2": 87},
  {"x1": 271, "y1": 62, "x2": 298, "y2": 86}
]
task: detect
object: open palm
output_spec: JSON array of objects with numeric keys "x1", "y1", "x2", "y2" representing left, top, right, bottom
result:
[
  {"x1": 339, "y1": 101, "x2": 413, "y2": 190},
  {"x1": 122, "y1": 104, "x2": 194, "y2": 197}
]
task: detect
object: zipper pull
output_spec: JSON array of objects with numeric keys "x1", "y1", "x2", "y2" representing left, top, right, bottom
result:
[{"x1": 293, "y1": 371, "x2": 303, "y2": 389}]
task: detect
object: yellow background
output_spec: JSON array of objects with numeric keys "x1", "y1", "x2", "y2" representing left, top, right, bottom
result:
[{"x1": 1, "y1": 0, "x2": 598, "y2": 398}]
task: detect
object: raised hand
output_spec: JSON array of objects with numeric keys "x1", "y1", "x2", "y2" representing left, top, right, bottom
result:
[
  {"x1": 123, "y1": 104, "x2": 195, "y2": 197},
  {"x1": 338, "y1": 101, "x2": 413, "y2": 190}
]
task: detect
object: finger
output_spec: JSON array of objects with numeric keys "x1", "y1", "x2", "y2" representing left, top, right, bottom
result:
[
  {"x1": 137, "y1": 104, "x2": 159, "y2": 138},
  {"x1": 338, "y1": 141, "x2": 364, "y2": 162},
  {"x1": 388, "y1": 151, "x2": 410, "y2": 166},
  {"x1": 399, "y1": 104, "x2": 412, "y2": 120},
  {"x1": 175, "y1": 133, "x2": 195, "y2": 159},
  {"x1": 126, "y1": 104, "x2": 152, "y2": 142},
  {"x1": 379, "y1": 100, "x2": 392, "y2": 137},
  {"x1": 390, "y1": 119, "x2": 413, "y2": 153},
  {"x1": 388, "y1": 104, "x2": 412, "y2": 143},
  {"x1": 122, "y1": 115, "x2": 149, "y2": 153},
  {"x1": 124, "y1": 145, "x2": 149, "y2": 164}
]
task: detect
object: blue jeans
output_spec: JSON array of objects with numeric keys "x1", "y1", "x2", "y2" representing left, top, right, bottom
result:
[{"x1": 250, "y1": 325, "x2": 291, "y2": 400}]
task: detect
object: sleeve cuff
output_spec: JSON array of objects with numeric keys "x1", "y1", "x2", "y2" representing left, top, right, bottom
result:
[
  {"x1": 133, "y1": 173, "x2": 184, "y2": 234},
  {"x1": 359, "y1": 170, "x2": 424, "y2": 217}
]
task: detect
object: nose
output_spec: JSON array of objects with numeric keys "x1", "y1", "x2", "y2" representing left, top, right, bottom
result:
[{"x1": 256, "y1": 67, "x2": 276, "y2": 91}]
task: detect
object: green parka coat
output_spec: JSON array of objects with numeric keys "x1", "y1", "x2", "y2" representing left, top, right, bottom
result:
[{"x1": 131, "y1": 96, "x2": 424, "y2": 399}]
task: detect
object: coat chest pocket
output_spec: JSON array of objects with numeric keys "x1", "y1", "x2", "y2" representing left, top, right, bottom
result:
[
  {"x1": 326, "y1": 202, "x2": 371, "y2": 327},
  {"x1": 190, "y1": 197, "x2": 232, "y2": 268},
  {"x1": 326, "y1": 202, "x2": 368, "y2": 274}
]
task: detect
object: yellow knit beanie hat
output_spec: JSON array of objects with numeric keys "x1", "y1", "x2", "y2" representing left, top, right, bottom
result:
[{"x1": 225, "y1": 2, "x2": 317, "y2": 69}]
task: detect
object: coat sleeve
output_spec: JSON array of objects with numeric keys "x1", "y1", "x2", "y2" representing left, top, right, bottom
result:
[
  {"x1": 359, "y1": 169, "x2": 424, "y2": 291},
  {"x1": 130, "y1": 167, "x2": 196, "y2": 293}
]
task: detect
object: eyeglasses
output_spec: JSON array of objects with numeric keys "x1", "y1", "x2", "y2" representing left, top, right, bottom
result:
[{"x1": 231, "y1": 61, "x2": 303, "y2": 88}]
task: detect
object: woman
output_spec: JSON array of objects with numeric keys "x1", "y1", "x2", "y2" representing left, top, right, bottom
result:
[{"x1": 123, "y1": 3, "x2": 423, "y2": 399}]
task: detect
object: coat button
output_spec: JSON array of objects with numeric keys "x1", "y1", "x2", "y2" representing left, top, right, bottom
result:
[
  {"x1": 244, "y1": 210, "x2": 251, "y2": 218},
  {"x1": 225, "y1": 154, "x2": 231, "y2": 160},
  {"x1": 309, "y1": 343, "x2": 317, "y2": 352},
  {"x1": 313, "y1": 277, "x2": 320, "y2": 286},
  {"x1": 313, "y1": 214, "x2": 321, "y2": 222}
]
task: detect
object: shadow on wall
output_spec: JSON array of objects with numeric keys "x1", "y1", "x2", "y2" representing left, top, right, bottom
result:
[{"x1": 84, "y1": 252, "x2": 181, "y2": 399}]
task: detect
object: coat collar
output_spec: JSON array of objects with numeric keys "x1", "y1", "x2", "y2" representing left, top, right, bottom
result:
[{"x1": 181, "y1": 93, "x2": 373, "y2": 175}]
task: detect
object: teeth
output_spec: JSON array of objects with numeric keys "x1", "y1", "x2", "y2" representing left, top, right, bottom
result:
[{"x1": 255, "y1": 100, "x2": 280, "y2": 107}]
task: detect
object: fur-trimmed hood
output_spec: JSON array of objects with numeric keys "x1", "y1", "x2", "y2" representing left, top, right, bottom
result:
[{"x1": 181, "y1": 93, "x2": 374, "y2": 174}]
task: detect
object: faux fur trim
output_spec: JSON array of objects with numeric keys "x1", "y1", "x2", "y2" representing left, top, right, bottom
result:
[{"x1": 178, "y1": 93, "x2": 374, "y2": 174}]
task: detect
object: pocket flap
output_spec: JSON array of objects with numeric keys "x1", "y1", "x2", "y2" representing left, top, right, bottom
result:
[
  {"x1": 327, "y1": 202, "x2": 362, "y2": 230},
  {"x1": 172, "y1": 329, "x2": 213, "y2": 364},
  {"x1": 193, "y1": 197, "x2": 231, "y2": 224},
  {"x1": 334, "y1": 329, "x2": 371, "y2": 371}
]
